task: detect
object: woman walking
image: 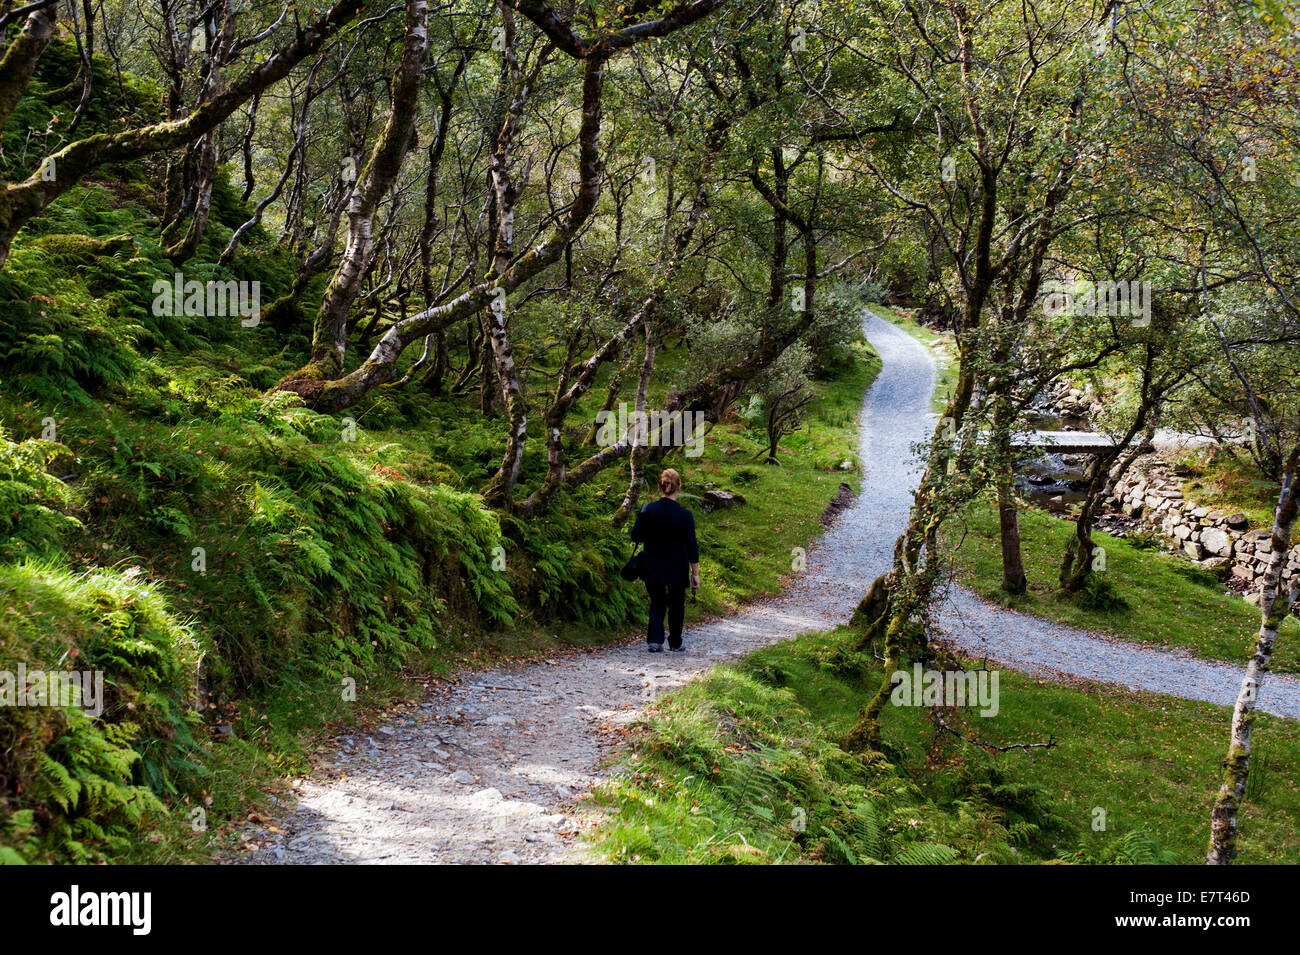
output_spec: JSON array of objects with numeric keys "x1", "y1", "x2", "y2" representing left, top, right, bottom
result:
[{"x1": 629, "y1": 468, "x2": 700, "y2": 652}]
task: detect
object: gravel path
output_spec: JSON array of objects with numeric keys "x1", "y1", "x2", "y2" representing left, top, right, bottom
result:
[
  {"x1": 236, "y1": 309, "x2": 1299, "y2": 865},
  {"x1": 939, "y1": 589, "x2": 1300, "y2": 720}
]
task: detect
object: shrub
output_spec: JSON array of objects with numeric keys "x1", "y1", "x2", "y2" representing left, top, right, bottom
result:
[{"x1": 1074, "y1": 574, "x2": 1130, "y2": 612}]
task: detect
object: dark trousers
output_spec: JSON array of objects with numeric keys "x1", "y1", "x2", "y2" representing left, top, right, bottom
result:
[{"x1": 646, "y1": 582, "x2": 687, "y2": 648}]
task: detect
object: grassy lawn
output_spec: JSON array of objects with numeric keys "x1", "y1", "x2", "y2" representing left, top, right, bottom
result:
[
  {"x1": 589, "y1": 625, "x2": 1300, "y2": 864},
  {"x1": 949, "y1": 501, "x2": 1300, "y2": 674},
  {"x1": 902, "y1": 668, "x2": 1300, "y2": 865}
]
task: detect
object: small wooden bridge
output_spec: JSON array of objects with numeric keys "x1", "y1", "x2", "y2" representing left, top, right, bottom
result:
[{"x1": 1008, "y1": 430, "x2": 1119, "y2": 454}]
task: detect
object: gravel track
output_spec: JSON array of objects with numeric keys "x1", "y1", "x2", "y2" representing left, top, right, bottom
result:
[{"x1": 237, "y1": 309, "x2": 1298, "y2": 865}]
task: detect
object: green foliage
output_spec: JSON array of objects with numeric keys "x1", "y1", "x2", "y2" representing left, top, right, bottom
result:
[
  {"x1": 0, "y1": 429, "x2": 80, "y2": 560},
  {"x1": 590, "y1": 624, "x2": 1269, "y2": 865},
  {"x1": 591, "y1": 631, "x2": 1050, "y2": 864},
  {"x1": 0, "y1": 38, "x2": 160, "y2": 187},
  {"x1": 67, "y1": 389, "x2": 520, "y2": 689},
  {"x1": 1059, "y1": 829, "x2": 1182, "y2": 865},
  {"x1": 1175, "y1": 448, "x2": 1283, "y2": 529},
  {"x1": 0, "y1": 563, "x2": 199, "y2": 863},
  {"x1": 1073, "y1": 574, "x2": 1130, "y2": 612},
  {"x1": 505, "y1": 508, "x2": 642, "y2": 630},
  {"x1": 0, "y1": 238, "x2": 144, "y2": 403},
  {"x1": 806, "y1": 280, "x2": 881, "y2": 374},
  {"x1": 1125, "y1": 529, "x2": 1162, "y2": 550}
]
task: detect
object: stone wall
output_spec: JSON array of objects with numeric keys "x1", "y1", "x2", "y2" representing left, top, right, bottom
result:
[
  {"x1": 1109, "y1": 457, "x2": 1297, "y2": 605},
  {"x1": 1046, "y1": 378, "x2": 1103, "y2": 422}
]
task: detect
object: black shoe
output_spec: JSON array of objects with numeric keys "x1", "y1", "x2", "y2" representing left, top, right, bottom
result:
[
  {"x1": 668, "y1": 644, "x2": 685, "y2": 652},
  {"x1": 648, "y1": 643, "x2": 664, "y2": 653}
]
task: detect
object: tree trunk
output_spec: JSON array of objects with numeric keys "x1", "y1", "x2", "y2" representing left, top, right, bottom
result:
[
  {"x1": 406, "y1": 53, "x2": 468, "y2": 393},
  {"x1": 613, "y1": 324, "x2": 657, "y2": 525},
  {"x1": 518, "y1": 181, "x2": 709, "y2": 517},
  {"x1": 1207, "y1": 446, "x2": 1300, "y2": 864},
  {"x1": 480, "y1": 298, "x2": 530, "y2": 507},
  {"x1": 0, "y1": 6, "x2": 58, "y2": 132},
  {"x1": 997, "y1": 472, "x2": 1028, "y2": 594},
  {"x1": 1060, "y1": 421, "x2": 1156, "y2": 593},
  {"x1": 301, "y1": 0, "x2": 429, "y2": 379}
]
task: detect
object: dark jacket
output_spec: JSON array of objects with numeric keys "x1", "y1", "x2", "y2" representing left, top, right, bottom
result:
[{"x1": 629, "y1": 497, "x2": 699, "y2": 588}]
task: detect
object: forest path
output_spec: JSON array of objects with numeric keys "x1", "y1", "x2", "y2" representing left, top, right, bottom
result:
[
  {"x1": 236, "y1": 311, "x2": 924, "y2": 864},
  {"x1": 236, "y1": 310, "x2": 1298, "y2": 865}
]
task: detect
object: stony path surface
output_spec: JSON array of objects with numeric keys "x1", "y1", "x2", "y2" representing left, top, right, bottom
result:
[
  {"x1": 237, "y1": 309, "x2": 1300, "y2": 865},
  {"x1": 939, "y1": 588, "x2": 1300, "y2": 720}
]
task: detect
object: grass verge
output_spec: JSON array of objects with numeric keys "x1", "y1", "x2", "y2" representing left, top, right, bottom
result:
[{"x1": 589, "y1": 625, "x2": 1300, "y2": 864}]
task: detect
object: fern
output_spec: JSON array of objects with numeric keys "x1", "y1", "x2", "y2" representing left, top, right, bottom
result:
[
  {"x1": 891, "y1": 842, "x2": 960, "y2": 865},
  {"x1": 1063, "y1": 829, "x2": 1181, "y2": 865}
]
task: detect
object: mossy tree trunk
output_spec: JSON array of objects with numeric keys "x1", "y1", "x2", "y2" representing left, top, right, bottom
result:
[
  {"x1": 997, "y1": 473, "x2": 1028, "y2": 594},
  {"x1": 1060, "y1": 344, "x2": 1173, "y2": 593},
  {"x1": 403, "y1": 51, "x2": 469, "y2": 391},
  {"x1": 480, "y1": 9, "x2": 555, "y2": 508},
  {"x1": 270, "y1": 0, "x2": 733, "y2": 414},
  {"x1": 845, "y1": 149, "x2": 1002, "y2": 751},
  {"x1": 277, "y1": 52, "x2": 609, "y2": 414},
  {"x1": 299, "y1": 0, "x2": 429, "y2": 380},
  {"x1": 0, "y1": 4, "x2": 58, "y2": 134},
  {"x1": 612, "y1": 324, "x2": 657, "y2": 526}
]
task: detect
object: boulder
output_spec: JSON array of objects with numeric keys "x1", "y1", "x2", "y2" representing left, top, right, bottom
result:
[
  {"x1": 701, "y1": 489, "x2": 747, "y2": 512},
  {"x1": 1231, "y1": 563, "x2": 1256, "y2": 583},
  {"x1": 1201, "y1": 557, "x2": 1231, "y2": 581},
  {"x1": 1201, "y1": 527, "x2": 1234, "y2": 558},
  {"x1": 1225, "y1": 513, "x2": 1249, "y2": 531}
]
